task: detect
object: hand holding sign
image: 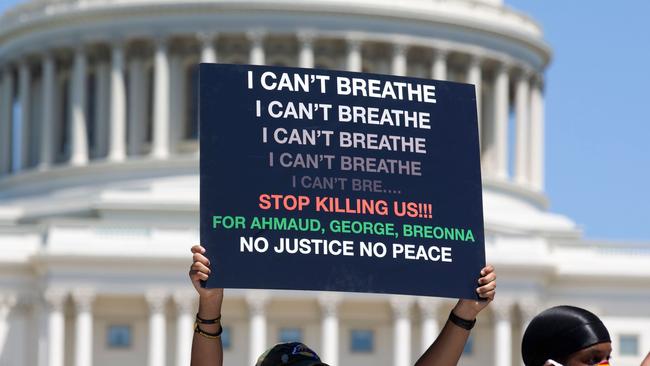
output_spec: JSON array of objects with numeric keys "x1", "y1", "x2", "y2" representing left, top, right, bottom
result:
[{"x1": 188, "y1": 244, "x2": 497, "y2": 366}]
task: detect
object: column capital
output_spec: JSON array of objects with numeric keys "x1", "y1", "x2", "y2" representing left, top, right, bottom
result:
[
  {"x1": 196, "y1": 31, "x2": 217, "y2": 45},
  {"x1": 172, "y1": 291, "x2": 196, "y2": 314},
  {"x1": 44, "y1": 289, "x2": 68, "y2": 311},
  {"x1": 246, "y1": 29, "x2": 266, "y2": 44},
  {"x1": 392, "y1": 42, "x2": 408, "y2": 55},
  {"x1": 153, "y1": 35, "x2": 169, "y2": 49},
  {"x1": 246, "y1": 290, "x2": 270, "y2": 316},
  {"x1": 390, "y1": 296, "x2": 414, "y2": 319},
  {"x1": 318, "y1": 292, "x2": 342, "y2": 317},
  {"x1": 297, "y1": 29, "x2": 316, "y2": 45},
  {"x1": 41, "y1": 50, "x2": 55, "y2": 61},
  {"x1": 432, "y1": 48, "x2": 449, "y2": 59},
  {"x1": 72, "y1": 288, "x2": 96, "y2": 312},
  {"x1": 492, "y1": 298, "x2": 515, "y2": 321},
  {"x1": 531, "y1": 72, "x2": 545, "y2": 88},
  {"x1": 496, "y1": 61, "x2": 512, "y2": 75},
  {"x1": 110, "y1": 41, "x2": 125, "y2": 61},
  {"x1": 73, "y1": 43, "x2": 86, "y2": 55},
  {"x1": 417, "y1": 297, "x2": 443, "y2": 318},
  {"x1": 146, "y1": 290, "x2": 169, "y2": 313},
  {"x1": 18, "y1": 60, "x2": 29, "y2": 73},
  {"x1": 109, "y1": 37, "x2": 125, "y2": 49},
  {"x1": 496, "y1": 59, "x2": 513, "y2": 74},
  {"x1": 516, "y1": 65, "x2": 534, "y2": 80},
  {"x1": 468, "y1": 53, "x2": 483, "y2": 66},
  {"x1": 518, "y1": 298, "x2": 540, "y2": 321},
  {"x1": 345, "y1": 35, "x2": 363, "y2": 50}
]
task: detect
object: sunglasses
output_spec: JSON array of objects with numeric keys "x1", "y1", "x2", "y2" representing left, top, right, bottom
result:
[{"x1": 547, "y1": 359, "x2": 610, "y2": 366}]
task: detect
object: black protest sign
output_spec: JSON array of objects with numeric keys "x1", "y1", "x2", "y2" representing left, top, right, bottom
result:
[{"x1": 200, "y1": 64, "x2": 485, "y2": 299}]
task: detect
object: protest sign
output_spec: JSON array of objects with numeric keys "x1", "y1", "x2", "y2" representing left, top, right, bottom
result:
[{"x1": 200, "y1": 64, "x2": 485, "y2": 299}]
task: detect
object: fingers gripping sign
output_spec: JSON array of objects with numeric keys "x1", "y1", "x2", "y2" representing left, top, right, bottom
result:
[{"x1": 190, "y1": 245, "x2": 223, "y2": 301}]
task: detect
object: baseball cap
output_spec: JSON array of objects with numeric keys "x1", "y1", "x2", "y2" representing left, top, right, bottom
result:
[{"x1": 255, "y1": 342, "x2": 329, "y2": 366}]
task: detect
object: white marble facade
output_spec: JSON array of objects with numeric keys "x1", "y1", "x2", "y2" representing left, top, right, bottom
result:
[{"x1": 0, "y1": 1, "x2": 649, "y2": 366}]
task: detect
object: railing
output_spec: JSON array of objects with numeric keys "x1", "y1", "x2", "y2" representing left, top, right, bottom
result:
[
  {"x1": 552, "y1": 240, "x2": 650, "y2": 256},
  {"x1": 0, "y1": 0, "x2": 542, "y2": 37}
]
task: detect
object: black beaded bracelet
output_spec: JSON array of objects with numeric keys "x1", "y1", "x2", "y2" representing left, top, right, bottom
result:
[
  {"x1": 449, "y1": 311, "x2": 476, "y2": 330},
  {"x1": 194, "y1": 321, "x2": 223, "y2": 339},
  {"x1": 196, "y1": 313, "x2": 221, "y2": 325}
]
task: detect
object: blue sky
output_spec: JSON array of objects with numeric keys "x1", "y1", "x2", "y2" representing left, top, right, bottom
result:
[
  {"x1": 1, "y1": 0, "x2": 648, "y2": 241},
  {"x1": 507, "y1": 0, "x2": 650, "y2": 241}
]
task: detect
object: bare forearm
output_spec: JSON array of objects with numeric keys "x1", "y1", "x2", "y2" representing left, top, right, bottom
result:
[
  {"x1": 415, "y1": 300, "x2": 481, "y2": 366},
  {"x1": 191, "y1": 296, "x2": 224, "y2": 366},
  {"x1": 414, "y1": 317, "x2": 470, "y2": 366}
]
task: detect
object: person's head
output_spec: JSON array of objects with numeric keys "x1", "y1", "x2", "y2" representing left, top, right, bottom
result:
[
  {"x1": 255, "y1": 342, "x2": 329, "y2": 366},
  {"x1": 521, "y1": 305, "x2": 612, "y2": 366}
]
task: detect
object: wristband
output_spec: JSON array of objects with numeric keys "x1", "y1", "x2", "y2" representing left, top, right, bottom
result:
[
  {"x1": 196, "y1": 313, "x2": 221, "y2": 325},
  {"x1": 194, "y1": 321, "x2": 223, "y2": 339},
  {"x1": 449, "y1": 310, "x2": 476, "y2": 330}
]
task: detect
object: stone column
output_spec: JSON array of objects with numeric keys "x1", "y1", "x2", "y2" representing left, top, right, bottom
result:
[
  {"x1": 298, "y1": 31, "x2": 315, "y2": 69},
  {"x1": 0, "y1": 293, "x2": 17, "y2": 360},
  {"x1": 514, "y1": 69, "x2": 531, "y2": 186},
  {"x1": 128, "y1": 58, "x2": 146, "y2": 156},
  {"x1": 18, "y1": 62, "x2": 31, "y2": 171},
  {"x1": 529, "y1": 75, "x2": 545, "y2": 191},
  {"x1": 45, "y1": 290, "x2": 67, "y2": 366},
  {"x1": 248, "y1": 31, "x2": 265, "y2": 66},
  {"x1": 152, "y1": 37, "x2": 171, "y2": 159},
  {"x1": 246, "y1": 291, "x2": 269, "y2": 366},
  {"x1": 391, "y1": 296, "x2": 413, "y2": 366},
  {"x1": 199, "y1": 32, "x2": 217, "y2": 63},
  {"x1": 391, "y1": 44, "x2": 407, "y2": 76},
  {"x1": 319, "y1": 293, "x2": 341, "y2": 366},
  {"x1": 0, "y1": 68, "x2": 13, "y2": 175},
  {"x1": 346, "y1": 38, "x2": 362, "y2": 72},
  {"x1": 418, "y1": 298, "x2": 441, "y2": 353},
  {"x1": 168, "y1": 56, "x2": 183, "y2": 153},
  {"x1": 109, "y1": 41, "x2": 127, "y2": 162},
  {"x1": 494, "y1": 63, "x2": 510, "y2": 180},
  {"x1": 72, "y1": 289, "x2": 95, "y2": 366},
  {"x1": 35, "y1": 299, "x2": 48, "y2": 366},
  {"x1": 493, "y1": 300, "x2": 513, "y2": 366},
  {"x1": 146, "y1": 291, "x2": 167, "y2": 366},
  {"x1": 94, "y1": 62, "x2": 110, "y2": 159},
  {"x1": 518, "y1": 300, "x2": 540, "y2": 366},
  {"x1": 40, "y1": 54, "x2": 55, "y2": 169},
  {"x1": 431, "y1": 49, "x2": 448, "y2": 80},
  {"x1": 70, "y1": 47, "x2": 88, "y2": 166},
  {"x1": 173, "y1": 293, "x2": 195, "y2": 366},
  {"x1": 467, "y1": 55, "x2": 482, "y2": 135}
]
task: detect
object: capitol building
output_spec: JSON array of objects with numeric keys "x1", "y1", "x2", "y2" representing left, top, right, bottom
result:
[{"x1": 0, "y1": 0, "x2": 649, "y2": 366}]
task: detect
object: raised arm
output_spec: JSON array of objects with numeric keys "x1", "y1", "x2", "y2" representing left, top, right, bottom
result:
[
  {"x1": 414, "y1": 265, "x2": 496, "y2": 366},
  {"x1": 189, "y1": 244, "x2": 225, "y2": 366}
]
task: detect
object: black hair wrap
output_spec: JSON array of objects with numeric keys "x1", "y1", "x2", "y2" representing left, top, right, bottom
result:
[{"x1": 521, "y1": 305, "x2": 611, "y2": 366}]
